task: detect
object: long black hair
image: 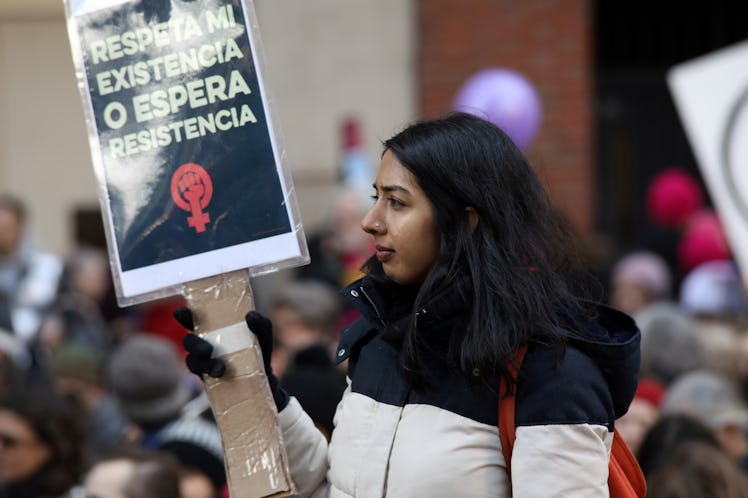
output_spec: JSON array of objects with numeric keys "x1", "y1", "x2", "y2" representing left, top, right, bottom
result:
[{"x1": 364, "y1": 112, "x2": 595, "y2": 391}]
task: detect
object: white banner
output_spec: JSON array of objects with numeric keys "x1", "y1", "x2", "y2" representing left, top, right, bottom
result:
[{"x1": 668, "y1": 39, "x2": 748, "y2": 274}]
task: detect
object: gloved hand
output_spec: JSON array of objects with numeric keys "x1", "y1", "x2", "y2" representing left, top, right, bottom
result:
[{"x1": 173, "y1": 307, "x2": 289, "y2": 411}]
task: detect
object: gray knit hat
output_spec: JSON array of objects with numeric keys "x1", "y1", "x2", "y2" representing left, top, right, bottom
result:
[
  {"x1": 108, "y1": 334, "x2": 191, "y2": 425},
  {"x1": 155, "y1": 417, "x2": 226, "y2": 489},
  {"x1": 636, "y1": 301, "x2": 707, "y2": 385},
  {"x1": 661, "y1": 369, "x2": 748, "y2": 431}
]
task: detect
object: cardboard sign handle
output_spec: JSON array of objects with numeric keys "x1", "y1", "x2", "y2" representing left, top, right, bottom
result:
[{"x1": 183, "y1": 269, "x2": 294, "y2": 498}]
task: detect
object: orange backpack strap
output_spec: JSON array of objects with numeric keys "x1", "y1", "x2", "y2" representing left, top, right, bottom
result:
[
  {"x1": 498, "y1": 345, "x2": 527, "y2": 476},
  {"x1": 609, "y1": 428, "x2": 647, "y2": 497},
  {"x1": 498, "y1": 345, "x2": 647, "y2": 498}
]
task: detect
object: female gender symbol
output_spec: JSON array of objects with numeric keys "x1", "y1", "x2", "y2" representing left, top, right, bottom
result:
[{"x1": 170, "y1": 163, "x2": 213, "y2": 233}]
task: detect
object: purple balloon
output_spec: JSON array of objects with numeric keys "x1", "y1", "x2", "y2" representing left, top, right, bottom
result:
[{"x1": 453, "y1": 68, "x2": 542, "y2": 150}]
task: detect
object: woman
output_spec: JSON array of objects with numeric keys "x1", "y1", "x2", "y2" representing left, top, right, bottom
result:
[
  {"x1": 178, "y1": 113, "x2": 641, "y2": 497},
  {"x1": 0, "y1": 383, "x2": 85, "y2": 498}
]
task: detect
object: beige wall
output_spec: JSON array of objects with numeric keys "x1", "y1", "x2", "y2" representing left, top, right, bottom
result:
[
  {"x1": 0, "y1": 20, "x2": 99, "y2": 257},
  {"x1": 0, "y1": 0, "x2": 415, "y2": 259}
]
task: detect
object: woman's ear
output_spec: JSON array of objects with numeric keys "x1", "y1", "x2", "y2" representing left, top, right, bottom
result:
[{"x1": 465, "y1": 207, "x2": 480, "y2": 233}]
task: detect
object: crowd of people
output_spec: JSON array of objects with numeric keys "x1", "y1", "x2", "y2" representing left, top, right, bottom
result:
[
  {"x1": 608, "y1": 167, "x2": 748, "y2": 496},
  {"x1": 0, "y1": 185, "x2": 370, "y2": 497},
  {"x1": 0, "y1": 119, "x2": 747, "y2": 496}
]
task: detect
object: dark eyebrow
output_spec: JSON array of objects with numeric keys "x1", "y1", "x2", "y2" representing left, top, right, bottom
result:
[{"x1": 375, "y1": 184, "x2": 410, "y2": 194}]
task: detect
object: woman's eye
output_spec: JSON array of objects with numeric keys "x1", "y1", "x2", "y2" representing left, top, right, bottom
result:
[
  {"x1": 388, "y1": 197, "x2": 404, "y2": 208},
  {"x1": 370, "y1": 195, "x2": 379, "y2": 204}
]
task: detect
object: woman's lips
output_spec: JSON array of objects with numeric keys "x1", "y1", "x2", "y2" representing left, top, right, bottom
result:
[{"x1": 376, "y1": 246, "x2": 394, "y2": 262}]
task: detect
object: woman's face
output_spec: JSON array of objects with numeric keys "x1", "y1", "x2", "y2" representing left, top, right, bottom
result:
[
  {"x1": 361, "y1": 150, "x2": 440, "y2": 285},
  {"x1": 0, "y1": 409, "x2": 51, "y2": 485}
]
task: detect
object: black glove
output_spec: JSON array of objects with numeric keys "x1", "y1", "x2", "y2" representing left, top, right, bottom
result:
[
  {"x1": 173, "y1": 307, "x2": 289, "y2": 411},
  {"x1": 173, "y1": 307, "x2": 226, "y2": 378}
]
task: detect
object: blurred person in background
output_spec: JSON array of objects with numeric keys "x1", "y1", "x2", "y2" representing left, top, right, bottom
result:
[
  {"x1": 268, "y1": 280, "x2": 348, "y2": 440},
  {"x1": 108, "y1": 333, "x2": 226, "y2": 498},
  {"x1": 645, "y1": 441, "x2": 748, "y2": 498},
  {"x1": 338, "y1": 115, "x2": 375, "y2": 200},
  {"x1": 299, "y1": 116, "x2": 375, "y2": 291},
  {"x1": 0, "y1": 194, "x2": 62, "y2": 347},
  {"x1": 660, "y1": 369, "x2": 748, "y2": 470},
  {"x1": 268, "y1": 279, "x2": 344, "y2": 378},
  {"x1": 84, "y1": 447, "x2": 181, "y2": 498},
  {"x1": 28, "y1": 312, "x2": 68, "y2": 377},
  {"x1": 608, "y1": 250, "x2": 671, "y2": 316},
  {"x1": 0, "y1": 332, "x2": 29, "y2": 390},
  {"x1": 0, "y1": 383, "x2": 85, "y2": 498},
  {"x1": 329, "y1": 190, "x2": 377, "y2": 288},
  {"x1": 736, "y1": 331, "x2": 748, "y2": 401},
  {"x1": 107, "y1": 333, "x2": 196, "y2": 449},
  {"x1": 679, "y1": 259, "x2": 748, "y2": 376},
  {"x1": 636, "y1": 413, "x2": 721, "y2": 478},
  {"x1": 296, "y1": 189, "x2": 376, "y2": 331},
  {"x1": 137, "y1": 295, "x2": 190, "y2": 360},
  {"x1": 53, "y1": 247, "x2": 114, "y2": 353},
  {"x1": 280, "y1": 344, "x2": 347, "y2": 442},
  {"x1": 679, "y1": 259, "x2": 748, "y2": 321},
  {"x1": 27, "y1": 248, "x2": 115, "y2": 379},
  {"x1": 635, "y1": 301, "x2": 707, "y2": 386},
  {"x1": 45, "y1": 343, "x2": 128, "y2": 463},
  {"x1": 154, "y1": 417, "x2": 227, "y2": 498},
  {"x1": 297, "y1": 190, "x2": 374, "y2": 329}
]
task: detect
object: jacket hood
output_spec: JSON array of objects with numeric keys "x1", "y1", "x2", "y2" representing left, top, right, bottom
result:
[{"x1": 560, "y1": 303, "x2": 642, "y2": 419}]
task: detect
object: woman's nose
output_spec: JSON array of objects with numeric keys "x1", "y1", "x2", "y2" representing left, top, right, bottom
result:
[{"x1": 361, "y1": 209, "x2": 382, "y2": 234}]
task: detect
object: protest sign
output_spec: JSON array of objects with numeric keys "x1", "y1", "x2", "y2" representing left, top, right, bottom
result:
[
  {"x1": 65, "y1": 1, "x2": 306, "y2": 496},
  {"x1": 668, "y1": 39, "x2": 748, "y2": 274},
  {"x1": 65, "y1": 0, "x2": 308, "y2": 305}
]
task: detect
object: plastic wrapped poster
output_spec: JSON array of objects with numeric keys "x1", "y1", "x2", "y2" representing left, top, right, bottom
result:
[{"x1": 64, "y1": 0, "x2": 309, "y2": 306}]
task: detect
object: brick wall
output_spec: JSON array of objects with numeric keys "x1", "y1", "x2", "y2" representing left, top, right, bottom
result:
[{"x1": 417, "y1": 0, "x2": 594, "y2": 235}]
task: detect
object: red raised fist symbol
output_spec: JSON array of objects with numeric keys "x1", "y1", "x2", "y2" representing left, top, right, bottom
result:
[
  {"x1": 170, "y1": 163, "x2": 213, "y2": 233},
  {"x1": 179, "y1": 170, "x2": 206, "y2": 205}
]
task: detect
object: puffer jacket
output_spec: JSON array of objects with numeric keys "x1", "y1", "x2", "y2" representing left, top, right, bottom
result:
[{"x1": 277, "y1": 276, "x2": 641, "y2": 497}]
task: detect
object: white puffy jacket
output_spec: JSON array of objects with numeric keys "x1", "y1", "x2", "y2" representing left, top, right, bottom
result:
[{"x1": 277, "y1": 277, "x2": 641, "y2": 497}]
